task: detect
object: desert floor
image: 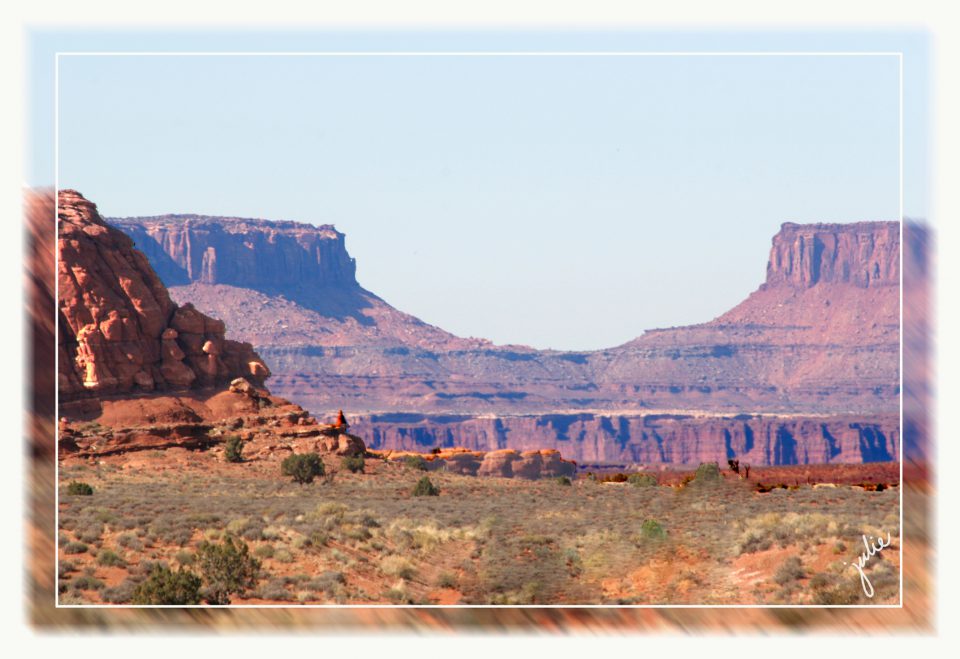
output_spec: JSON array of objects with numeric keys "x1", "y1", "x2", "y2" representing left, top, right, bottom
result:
[{"x1": 57, "y1": 451, "x2": 900, "y2": 606}]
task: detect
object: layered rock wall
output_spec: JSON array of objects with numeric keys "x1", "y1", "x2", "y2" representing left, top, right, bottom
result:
[
  {"x1": 764, "y1": 222, "x2": 900, "y2": 289},
  {"x1": 352, "y1": 412, "x2": 900, "y2": 466},
  {"x1": 110, "y1": 215, "x2": 358, "y2": 291}
]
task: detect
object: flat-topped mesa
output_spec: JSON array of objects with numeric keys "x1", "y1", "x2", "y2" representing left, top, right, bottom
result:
[
  {"x1": 108, "y1": 214, "x2": 358, "y2": 292},
  {"x1": 58, "y1": 190, "x2": 270, "y2": 402},
  {"x1": 764, "y1": 221, "x2": 899, "y2": 289}
]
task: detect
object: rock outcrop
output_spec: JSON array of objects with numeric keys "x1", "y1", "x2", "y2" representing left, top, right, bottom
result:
[
  {"x1": 109, "y1": 215, "x2": 358, "y2": 290},
  {"x1": 763, "y1": 222, "x2": 899, "y2": 289},
  {"x1": 352, "y1": 412, "x2": 900, "y2": 466},
  {"x1": 58, "y1": 190, "x2": 270, "y2": 404},
  {"x1": 108, "y1": 211, "x2": 916, "y2": 465}
]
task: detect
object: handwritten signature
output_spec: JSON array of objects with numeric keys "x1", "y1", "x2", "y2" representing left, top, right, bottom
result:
[{"x1": 845, "y1": 532, "x2": 892, "y2": 598}]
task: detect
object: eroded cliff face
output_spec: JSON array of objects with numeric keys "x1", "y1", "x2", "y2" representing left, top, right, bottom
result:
[
  {"x1": 352, "y1": 412, "x2": 900, "y2": 466},
  {"x1": 764, "y1": 222, "x2": 899, "y2": 289},
  {"x1": 108, "y1": 211, "x2": 910, "y2": 465},
  {"x1": 109, "y1": 215, "x2": 358, "y2": 290},
  {"x1": 58, "y1": 190, "x2": 271, "y2": 404}
]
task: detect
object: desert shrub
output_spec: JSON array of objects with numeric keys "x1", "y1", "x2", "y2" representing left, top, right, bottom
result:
[
  {"x1": 342, "y1": 455, "x2": 365, "y2": 473},
  {"x1": 563, "y1": 548, "x2": 583, "y2": 577},
  {"x1": 224, "y1": 435, "x2": 245, "y2": 463},
  {"x1": 556, "y1": 476, "x2": 572, "y2": 486},
  {"x1": 380, "y1": 555, "x2": 416, "y2": 580},
  {"x1": 96, "y1": 549, "x2": 126, "y2": 567},
  {"x1": 64, "y1": 542, "x2": 88, "y2": 555},
  {"x1": 196, "y1": 536, "x2": 261, "y2": 605},
  {"x1": 254, "y1": 544, "x2": 275, "y2": 559},
  {"x1": 58, "y1": 560, "x2": 77, "y2": 578},
  {"x1": 735, "y1": 512, "x2": 835, "y2": 555},
  {"x1": 640, "y1": 519, "x2": 666, "y2": 540},
  {"x1": 436, "y1": 571, "x2": 458, "y2": 588},
  {"x1": 628, "y1": 473, "x2": 658, "y2": 487},
  {"x1": 412, "y1": 476, "x2": 440, "y2": 497},
  {"x1": 175, "y1": 550, "x2": 196, "y2": 566},
  {"x1": 488, "y1": 581, "x2": 543, "y2": 605},
  {"x1": 809, "y1": 572, "x2": 832, "y2": 590},
  {"x1": 691, "y1": 462, "x2": 721, "y2": 485},
  {"x1": 101, "y1": 579, "x2": 137, "y2": 604},
  {"x1": 258, "y1": 578, "x2": 294, "y2": 601},
  {"x1": 70, "y1": 575, "x2": 105, "y2": 591},
  {"x1": 281, "y1": 453, "x2": 325, "y2": 485},
  {"x1": 59, "y1": 591, "x2": 86, "y2": 605},
  {"x1": 117, "y1": 533, "x2": 143, "y2": 551},
  {"x1": 384, "y1": 580, "x2": 413, "y2": 603},
  {"x1": 306, "y1": 571, "x2": 344, "y2": 595},
  {"x1": 66, "y1": 481, "x2": 94, "y2": 496},
  {"x1": 132, "y1": 565, "x2": 202, "y2": 605},
  {"x1": 261, "y1": 525, "x2": 283, "y2": 541},
  {"x1": 291, "y1": 535, "x2": 311, "y2": 550},
  {"x1": 774, "y1": 556, "x2": 805, "y2": 586},
  {"x1": 274, "y1": 548, "x2": 294, "y2": 563},
  {"x1": 812, "y1": 577, "x2": 863, "y2": 605},
  {"x1": 403, "y1": 455, "x2": 428, "y2": 471},
  {"x1": 76, "y1": 522, "x2": 104, "y2": 544}
]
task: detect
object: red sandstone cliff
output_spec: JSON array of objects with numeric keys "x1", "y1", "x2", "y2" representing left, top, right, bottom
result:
[
  {"x1": 58, "y1": 190, "x2": 271, "y2": 403},
  {"x1": 106, "y1": 211, "x2": 915, "y2": 465}
]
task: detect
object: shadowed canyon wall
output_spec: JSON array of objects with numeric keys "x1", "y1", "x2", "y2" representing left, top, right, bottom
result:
[{"x1": 109, "y1": 211, "x2": 910, "y2": 465}]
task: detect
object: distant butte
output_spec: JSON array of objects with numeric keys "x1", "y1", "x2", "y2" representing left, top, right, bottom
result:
[{"x1": 106, "y1": 207, "x2": 919, "y2": 465}]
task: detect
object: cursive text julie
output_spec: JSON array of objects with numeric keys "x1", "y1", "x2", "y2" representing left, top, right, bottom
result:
[{"x1": 845, "y1": 532, "x2": 892, "y2": 598}]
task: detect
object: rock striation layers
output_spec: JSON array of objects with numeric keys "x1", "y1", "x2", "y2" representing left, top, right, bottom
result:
[
  {"x1": 58, "y1": 190, "x2": 270, "y2": 406},
  {"x1": 109, "y1": 210, "x2": 913, "y2": 466},
  {"x1": 351, "y1": 412, "x2": 900, "y2": 466}
]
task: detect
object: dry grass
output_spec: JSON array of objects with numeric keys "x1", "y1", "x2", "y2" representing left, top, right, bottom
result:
[{"x1": 56, "y1": 455, "x2": 900, "y2": 605}]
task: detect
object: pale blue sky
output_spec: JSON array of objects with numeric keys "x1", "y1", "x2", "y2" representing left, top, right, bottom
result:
[{"x1": 30, "y1": 30, "x2": 927, "y2": 350}]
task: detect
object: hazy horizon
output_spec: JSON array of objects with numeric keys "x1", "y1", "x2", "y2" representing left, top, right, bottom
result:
[{"x1": 34, "y1": 31, "x2": 924, "y2": 350}]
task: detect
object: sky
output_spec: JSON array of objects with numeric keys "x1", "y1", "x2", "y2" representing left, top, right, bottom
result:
[{"x1": 31, "y1": 30, "x2": 927, "y2": 350}]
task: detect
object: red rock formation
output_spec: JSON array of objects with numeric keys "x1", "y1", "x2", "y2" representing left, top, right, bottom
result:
[
  {"x1": 351, "y1": 412, "x2": 899, "y2": 466},
  {"x1": 109, "y1": 214, "x2": 358, "y2": 290},
  {"x1": 57, "y1": 190, "x2": 270, "y2": 404},
  {"x1": 763, "y1": 222, "x2": 899, "y2": 289},
  {"x1": 107, "y1": 211, "x2": 916, "y2": 465}
]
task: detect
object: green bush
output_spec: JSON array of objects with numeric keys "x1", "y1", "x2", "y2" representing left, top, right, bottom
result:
[
  {"x1": 556, "y1": 476, "x2": 572, "y2": 486},
  {"x1": 436, "y1": 571, "x2": 458, "y2": 588},
  {"x1": 627, "y1": 473, "x2": 658, "y2": 487},
  {"x1": 224, "y1": 435, "x2": 245, "y2": 463},
  {"x1": 101, "y1": 579, "x2": 137, "y2": 604},
  {"x1": 70, "y1": 575, "x2": 105, "y2": 591},
  {"x1": 342, "y1": 455, "x2": 365, "y2": 473},
  {"x1": 196, "y1": 536, "x2": 261, "y2": 605},
  {"x1": 403, "y1": 455, "x2": 428, "y2": 471},
  {"x1": 175, "y1": 550, "x2": 196, "y2": 566},
  {"x1": 691, "y1": 462, "x2": 722, "y2": 485},
  {"x1": 132, "y1": 565, "x2": 202, "y2": 605},
  {"x1": 64, "y1": 541, "x2": 88, "y2": 555},
  {"x1": 640, "y1": 519, "x2": 666, "y2": 540},
  {"x1": 96, "y1": 549, "x2": 126, "y2": 567},
  {"x1": 66, "y1": 481, "x2": 94, "y2": 496},
  {"x1": 281, "y1": 452, "x2": 325, "y2": 485},
  {"x1": 254, "y1": 544, "x2": 275, "y2": 559},
  {"x1": 412, "y1": 476, "x2": 440, "y2": 497},
  {"x1": 774, "y1": 556, "x2": 805, "y2": 586}
]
